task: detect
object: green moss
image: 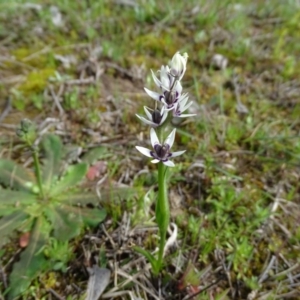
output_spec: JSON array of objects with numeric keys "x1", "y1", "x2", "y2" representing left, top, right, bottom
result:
[
  {"x1": 18, "y1": 68, "x2": 56, "y2": 96},
  {"x1": 12, "y1": 48, "x2": 32, "y2": 60},
  {"x1": 134, "y1": 31, "x2": 178, "y2": 57}
]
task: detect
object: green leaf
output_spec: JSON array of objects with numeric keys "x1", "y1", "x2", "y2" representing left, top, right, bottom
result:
[
  {"x1": 57, "y1": 190, "x2": 99, "y2": 205},
  {"x1": 76, "y1": 207, "x2": 106, "y2": 227},
  {"x1": 49, "y1": 163, "x2": 88, "y2": 197},
  {"x1": 45, "y1": 205, "x2": 81, "y2": 241},
  {"x1": 0, "y1": 190, "x2": 36, "y2": 209},
  {"x1": 8, "y1": 216, "x2": 49, "y2": 299},
  {"x1": 0, "y1": 210, "x2": 28, "y2": 247},
  {"x1": 41, "y1": 134, "x2": 63, "y2": 193},
  {"x1": 0, "y1": 159, "x2": 35, "y2": 191},
  {"x1": 81, "y1": 147, "x2": 112, "y2": 164},
  {"x1": 133, "y1": 246, "x2": 158, "y2": 271}
]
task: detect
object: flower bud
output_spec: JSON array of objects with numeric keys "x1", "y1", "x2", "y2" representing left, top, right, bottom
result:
[
  {"x1": 170, "y1": 52, "x2": 188, "y2": 81},
  {"x1": 16, "y1": 118, "x2": 37, "y2": 146},
  {"x1": 20, "y1": 118, "x2": 33, "y2": 134}
]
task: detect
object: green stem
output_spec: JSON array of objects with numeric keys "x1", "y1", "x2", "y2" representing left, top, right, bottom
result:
[
  {"x1": 32, "y1": 148, "x2": 45, "y2": 200},
  {"x1": 155, "y1": 162, "x2": 170, "y2": 274}
]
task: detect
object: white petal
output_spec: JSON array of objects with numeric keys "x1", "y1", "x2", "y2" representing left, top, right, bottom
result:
[
  {"x1": 163, "y1": 160, "x2": 175, "y2": 167},
  {"x1": 160, "y1": 66, "x2": 172, "y2": 91},
  {"x1": 136, "y1": 146, "x2": 152, "y2": 157},
  {"x1": 150, "y1": 128, "x2": 159, "y2": 148},
  {"x1": 181, "y1": 99, "x2": 193, "y2": 111},
  {"x1": 144, "y1": 106, "x2": 153, "y2": 120},
  {"x1": 171, "y1": 52, "x2": 181, "y2": 68},
  {"x1": 177, "y1": 113, "x2": 197, "y2": 118},
  {"x1": 151, "y1": 159, "x2": 160, "y2": 164},
  {"x1": 164, "y1": 129, "x2": 176, "y2": 148},
  {"x1": 135, "y1": 114, "x2": 157, "y2": 126},
  {"x1": 164, "y1": 65, "x2": 171, "y2": 74},
  {"x1": 174, "y1": 81, "x2": 182, "y2": 95},
  {"x1": 178, "y1": 93, "x2": 189, "y2": 107},
  {"x1": 144, "y1": 88, "x2": 160, "y2": 101},
  {"x1": 161, "y1": 108, "x2": 168, "y2": 124},
  {"x1": 171, "y1": 150, "x2": 186, "y2": 157},
  {"x1": 151, "y1": 70, "x2": 163, "y2": 88}
]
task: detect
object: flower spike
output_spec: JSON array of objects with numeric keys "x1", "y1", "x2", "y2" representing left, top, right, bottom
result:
[{"x1": 143, "y1": 52, "x2": 189, "y2": 113}]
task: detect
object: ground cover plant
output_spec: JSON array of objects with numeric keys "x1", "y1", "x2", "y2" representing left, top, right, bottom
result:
[
  {"x1": 0, "y1": 0, "x2": 300, "y2": 299},
  {"x1": 0, "y1": 119, "x2": 106, "y2": 299}
]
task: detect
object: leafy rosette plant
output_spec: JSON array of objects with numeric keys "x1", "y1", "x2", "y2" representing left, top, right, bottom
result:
[
  {"x1": 0, "y1": 120, "x2": 106, "y2": 299},
  {"x1": 135, "y1": 52, "x2": 196, "y2": 274}
]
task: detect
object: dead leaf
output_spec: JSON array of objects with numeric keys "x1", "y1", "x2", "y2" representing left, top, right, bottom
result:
[{"x1": 86, "y1": 265, "x2": 111, "y2": 300}]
